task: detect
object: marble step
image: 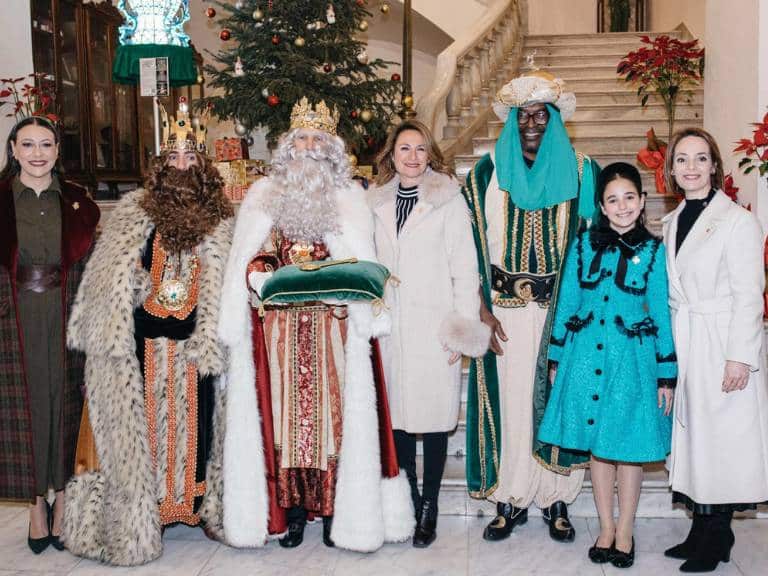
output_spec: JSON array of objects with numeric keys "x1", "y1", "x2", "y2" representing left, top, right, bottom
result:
[
  {"x1": 576, "y1": 90, "x2": 703, "y2": 107},
  {"x1": 484, "y1": 119, "x2": 702, "y2": 140},
  {"x1": 470, "y1": 135, "x2": 649, "y2": 157},
  {"x1": 525, "y1": 31, "x2": 675, "y2": 47},
  {"x1": 519, "y1": 61, "x2": 622, "y2": 76},
  {"x1": 569, "y1": 104, "x2": 702, "y2": 123},
  {"x1": 522, "y1": 42, "x2": 648, "y2": 58}
]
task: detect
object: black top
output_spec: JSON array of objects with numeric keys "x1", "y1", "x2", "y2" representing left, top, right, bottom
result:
[{"x1": 675, "y1": 188, "x2": 717, "y2": 254}]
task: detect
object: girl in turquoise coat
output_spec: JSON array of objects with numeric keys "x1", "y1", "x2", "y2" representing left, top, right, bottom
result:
[{"x1": 538, "y1": 162, "x2": 677, "y2": 569}]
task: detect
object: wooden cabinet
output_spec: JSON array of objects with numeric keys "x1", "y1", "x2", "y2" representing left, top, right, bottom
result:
[{"x1": 30, "y1": 0, "x2": 203, "y2": 200}]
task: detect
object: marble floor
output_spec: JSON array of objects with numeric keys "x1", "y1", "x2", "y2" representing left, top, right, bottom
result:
[{"x1": 1, "y1": 502, "x2": 766, "y2": 576}]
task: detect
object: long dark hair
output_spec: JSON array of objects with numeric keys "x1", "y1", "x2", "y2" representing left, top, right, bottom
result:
[
  {"x1": 595, "y1": 161, "x2": 646, "y2": 229},
  {"x1": 0, "y1": 116, "x2": 61, "y2": 181}
]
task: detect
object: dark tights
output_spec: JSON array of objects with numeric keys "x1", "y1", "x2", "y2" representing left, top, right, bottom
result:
[{"x1": 393, "y1": 430, "x2": 448, "y2": 505}]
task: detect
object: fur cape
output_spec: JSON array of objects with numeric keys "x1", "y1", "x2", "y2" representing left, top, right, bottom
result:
[
  {"x1": 218, "y1": 177, "x2": 414, "y2": 552},
  {"x1": 62, "y1": 189, "x2": 233, "y2": 566}
]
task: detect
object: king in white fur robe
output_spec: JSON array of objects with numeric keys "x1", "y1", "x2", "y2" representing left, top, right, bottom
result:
[
  {"x1": 218, "y1": 177, "x2": 415, "y2": 552},
  {"x1": 62, "y1": 190, "x2": 232, "y2": 566}
]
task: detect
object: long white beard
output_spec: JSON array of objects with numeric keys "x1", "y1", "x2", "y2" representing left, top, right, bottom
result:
[{"x1": 266, "y1": 150, "x2": 341, "y2": 243}]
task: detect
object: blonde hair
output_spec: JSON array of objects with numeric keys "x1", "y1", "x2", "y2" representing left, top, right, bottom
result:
[
  {"x1": 664, "y1": 127, "x2": 725, "y2": 195},
  {"x1": 375, "y1": 120, "x2": 453, "y2": 185}
]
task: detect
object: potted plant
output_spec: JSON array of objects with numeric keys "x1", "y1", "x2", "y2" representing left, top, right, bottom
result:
[
  {"x1": 734, "y1": 111, "x2": 768, "y2": 316},
  {"x1": 617, "y1": 34, "x2": 704, "y2": 143}
]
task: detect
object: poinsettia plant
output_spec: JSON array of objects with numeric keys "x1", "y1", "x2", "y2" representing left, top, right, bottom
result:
[
  {"x1": 734, "y1": 111, "x2": 768, "y2": 179},
  {"x1": 617, "y1": 34, "x2": 704, "y2": 142},
  {"x1": 636, "y1": 128, "x2": 667, "y2": 194},
  {"x1": 0, "y1": 73, "x2": 59, "y2": 123}
]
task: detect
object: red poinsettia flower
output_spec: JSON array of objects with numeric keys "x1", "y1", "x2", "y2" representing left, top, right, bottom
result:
[{"x1": 723, "y1": 173, "x2": 739, "y2": 203}]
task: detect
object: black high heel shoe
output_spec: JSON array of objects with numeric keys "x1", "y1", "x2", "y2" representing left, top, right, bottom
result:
[
  {"x1": 27, "y1": 503, "x2": 50, "y2": 555},
  {"x1": 47, "y1": 501, "x2": 65, "y2": 551},
  {"x1": 588, "y1": 539, "x2": 614, "y2": 563},
  {"x1": 610, "y1": 537, "x2": 635, "y2": 569}
]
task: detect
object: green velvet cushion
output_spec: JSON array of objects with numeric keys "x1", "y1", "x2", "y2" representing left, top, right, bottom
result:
[{"x1": 260, "y1": 259, "x2": 390, "y2": 305}]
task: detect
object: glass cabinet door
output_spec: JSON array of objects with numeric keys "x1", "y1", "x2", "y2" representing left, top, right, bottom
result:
[
  {"x1": 31, "y1": 0, "x2": 55, "y2": 87},
  {"x1": 58, "y1": 0, "x2": 86, "y2": 172},
  {"x1": 88, "y1": 16, "x2": 114, "y2": 170}
]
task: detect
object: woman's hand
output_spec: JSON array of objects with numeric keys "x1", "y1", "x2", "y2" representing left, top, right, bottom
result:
[
  {"x1": 548, "y1": 363, "x2": 557, "y2": 385},
  {"x1": 722, "y1": 360, "x2": 750, "y2": 393},
  {"x1": 658, "y1": 387, "x2": 674, "y2": 416},
  {"x1": 448, "y1": 350, "x2": 461, "y2": 365},
  {"x1": 479, "y1": 297, "x2": 507, "y2": 355}
]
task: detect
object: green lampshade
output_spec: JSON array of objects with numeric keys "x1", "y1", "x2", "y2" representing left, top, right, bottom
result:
[{"x1": 112, "y1": 44, "x2": 197, "y2": 87}]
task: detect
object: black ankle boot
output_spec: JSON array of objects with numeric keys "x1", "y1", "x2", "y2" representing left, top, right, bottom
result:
[
  {"x1": 278, "y1": 507, "x2": 307, "y2": 548},
  {"x1": 665, "y1": 514, "x2": 703, "y2": 559},
  {"x1": 322, "y1": 516, "x2": 335, "y2": 548},
  {"x1": 482, "y1": 502, "x2": 528, "y2": 541},
  {"x1": 412, "y1": 499, "x2": 438, "y2": 548},
  {"x1": 543, "y1": 501, "x2": 575, "y2": 542},
  {"x1": 679, "y1": 512, "x2": 734, "y2": 573}
]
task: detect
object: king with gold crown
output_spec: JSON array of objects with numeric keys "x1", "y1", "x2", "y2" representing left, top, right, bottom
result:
[
  {"x1": 217, "y1": 97, "x2": 414, "y2": 552},
  {"x1": 63, "y1": 98, "x2": 235, "y2": 565}
]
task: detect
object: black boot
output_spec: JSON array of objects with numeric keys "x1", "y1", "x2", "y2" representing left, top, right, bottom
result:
[
  {"x1": 405, "y1": 469, "x2": 421, "y2": 519},
  {"x1": 482, "y1": 502, "x2": 528, "y2": 541},
  {"x1": 665, "y1": 513, "x2": 704, "y2": 559},
  {"x1": 679, "y1": 511, "x2": 734, "y2": 573},
  {"x1": 322, "y1": 516, "x2": 335, "y2": 548},
  {"x1": 543, "y1": 501, "x2": 575, "y2": 542},
  {"x1": 412, "y1": 499, "x2": 438, "y2": 548},
  {"x1": 278, "y1": 507, "x2": 307, "y2": 548}
]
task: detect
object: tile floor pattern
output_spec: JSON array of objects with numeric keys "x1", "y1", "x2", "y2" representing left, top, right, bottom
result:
[{"x1": 1, "y1": 502, "x2": 766, "y2": 575}]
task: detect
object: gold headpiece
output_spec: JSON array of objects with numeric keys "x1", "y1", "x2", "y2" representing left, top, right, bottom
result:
[
  {"x1": 160, "y1": 97, "x2": 208, "y2": 153},
  {"x1": 289, "y1": 97, "x2": 340, "y2": 135}
]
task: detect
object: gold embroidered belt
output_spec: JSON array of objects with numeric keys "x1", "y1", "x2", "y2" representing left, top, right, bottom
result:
[{"x1": 491, "y1": 266, "x2": 556, "y2": 304}]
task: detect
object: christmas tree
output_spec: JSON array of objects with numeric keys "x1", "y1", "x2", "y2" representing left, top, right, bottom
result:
[{"x1": 200, "y1": 0, "x2": 402, "y2": 154}]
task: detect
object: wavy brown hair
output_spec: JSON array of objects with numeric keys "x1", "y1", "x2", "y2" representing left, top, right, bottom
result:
[
  {"x1": 140, "y1": 152, "x2": 234, "y2": 252},
  {"x1": 375, "y1": 119, "x2": 454, "y2": 185},
  {"x1": 664, "y1": 127, "x2": 724, "y2": 195}
]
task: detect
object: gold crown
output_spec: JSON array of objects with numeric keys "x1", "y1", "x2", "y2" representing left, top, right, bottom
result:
[
  {"x1": 160, "y1": 97, "x2": 208, "y2": 154},
  {"x1": 289, "y1": 97, "x2": 340, "y2": 135}
]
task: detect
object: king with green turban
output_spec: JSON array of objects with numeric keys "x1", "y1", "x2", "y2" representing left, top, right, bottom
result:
[{"x1": 461, "y1": 70, "x2": 600, "y2": 544}]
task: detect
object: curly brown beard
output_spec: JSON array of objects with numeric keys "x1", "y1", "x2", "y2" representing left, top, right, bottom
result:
[{"x1": 140, "y1": 156, "x2": 234, "y2": 253}]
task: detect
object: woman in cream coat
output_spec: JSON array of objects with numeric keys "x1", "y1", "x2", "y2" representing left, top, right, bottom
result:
[
  {"x1": 662, "y1": 127, "x2": 768, "y2": 573},
  {"x1": 370, "y1": 120, "x2": 489, "y2": 548}
]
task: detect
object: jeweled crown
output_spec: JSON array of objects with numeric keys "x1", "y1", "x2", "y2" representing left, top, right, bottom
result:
[
  {"x1": 160, "y1": 97, "x2": 207, "y2": 153},
  {"x1": 289, "y1": 97, "x2": 340, "y2": 135}
]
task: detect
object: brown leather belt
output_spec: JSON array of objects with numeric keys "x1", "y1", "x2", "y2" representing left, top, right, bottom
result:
[{"x1": 17, "y1": 265, "x2": 62, "y2": 293}]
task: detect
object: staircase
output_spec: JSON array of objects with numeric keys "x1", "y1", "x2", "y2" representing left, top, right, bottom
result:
[
  {"x1": 430, "y1": 32, "x2": 707, "y2": 519},
  {"x1": 453, "y1": 31, "x2": 705, "y2": 233}
]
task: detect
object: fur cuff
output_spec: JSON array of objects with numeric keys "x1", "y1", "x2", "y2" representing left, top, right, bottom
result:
[
  {"x1": 381, "y1": 472, "x2": 416, "y2": 542},
  {"x1": 438, "y1": 315, "x2": 491, "y2": 358}
]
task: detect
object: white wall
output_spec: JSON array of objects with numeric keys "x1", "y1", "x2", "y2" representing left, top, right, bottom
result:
[
  {"x1": 704, "y1": 0, "x2": 767, "y2": 226},
  {"x1": 0, "y1": 0, "x2": 34, "y2": 168},
  {"x1": 649, "y1": 0, "x2": 705, "y2": 38},
  {"x1": 527, "y1": 0, "x2": 597, "y2": 35}
]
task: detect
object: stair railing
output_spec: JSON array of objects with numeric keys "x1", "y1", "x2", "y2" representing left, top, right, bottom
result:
[{"x1": 416, "y1": 0, "x2": 524, "y2": 159}]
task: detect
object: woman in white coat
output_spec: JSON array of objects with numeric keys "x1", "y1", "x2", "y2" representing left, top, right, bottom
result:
[
  {"x1": 370, "y1": 120, "x2": 489, "y2": 548},
  {"x1": 662, "y1": 127, "x2": 768, "y2": 573}
]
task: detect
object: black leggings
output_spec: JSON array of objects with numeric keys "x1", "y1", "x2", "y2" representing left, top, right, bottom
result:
[{"x1": 393, "y1": 430, "x2": 448, "y2": 502}]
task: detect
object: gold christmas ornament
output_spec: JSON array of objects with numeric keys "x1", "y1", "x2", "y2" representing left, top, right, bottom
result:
[
  {"x1": 402, "y1": 95, "x2": 414, "y2": 108},
  {"x1": 356, "y1": 50, "x2": 369, "y2": 64},
  {"x1": 196, "y1": 74, "x2": 204, "y2": 84},
  {"x1": 294, "y1": 36, "x2": 305, "y2": 47},
  {"x1": 358, "y1": 20, "x2": 369, "y2": 31},
  {"x1": 380, "y1": 2, "x2": 390, "y2": 14},
  {"x1": 348, "y1": 153, "x2": 358, "y2": 166},
  {"x1": 360, "y1": 109, "x2": 372, "y2": 123},
  {"x1": 253, "y1": 8, "x2": 264, "y2": 20},
  {"x1": 290, "y1": 97, "x2": 340, "y2": 135}
]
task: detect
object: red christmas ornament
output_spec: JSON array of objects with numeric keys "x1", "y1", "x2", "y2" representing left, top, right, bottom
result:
[
  {"x1": 219, "y1": 29, "x2": 231, "y2": 41},
  {"x1": 271, "y1": 34, "x2": 280, "y2": 45},
  {"x1": 179, "y1": 96, "x2": 187, "y2": 103},
  {"x1": 356, "y1": 0, "x2": 366, "y2": 5},
  {"x1": 350, "y1": 110, "x2": 358, "y2": 119},
  {"x1": 267, "y1": 94, "x2": 280, "y2": 107},
  {"x1": 323, "y1": 63, "x2": 333, "y2": 73},
  {"x1": 366, "y1": 136, "x2": 375, "y2": 148},
  {"x1": 391, "y1": 73, "x2": 401, "y2": 82},
  {"x1": 206, "y1": 6, "x2": 216, "y2": 18}
]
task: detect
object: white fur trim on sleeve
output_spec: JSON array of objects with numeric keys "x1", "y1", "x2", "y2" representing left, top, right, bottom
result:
[{"x1": 438, "y1": 315, "x2": 491, "y2": 358}]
